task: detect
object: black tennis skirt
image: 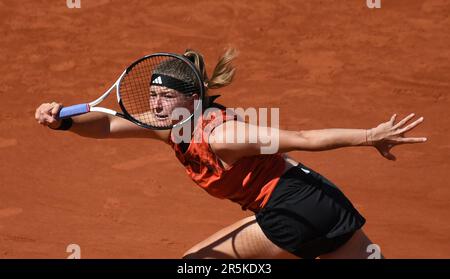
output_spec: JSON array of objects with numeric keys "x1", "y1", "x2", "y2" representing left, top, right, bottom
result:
[{"x1": 255, "y1": 162, "x2": 366, "y2": 259}]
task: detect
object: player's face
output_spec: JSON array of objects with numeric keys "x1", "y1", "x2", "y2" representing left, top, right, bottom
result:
[{"x1": 149, "y1": 85, "x2": 197, "y2": 123}]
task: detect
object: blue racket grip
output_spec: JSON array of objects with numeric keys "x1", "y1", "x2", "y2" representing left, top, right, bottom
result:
[{"x1": 58, "y1": 104, "x2": 90, "y2": 119}]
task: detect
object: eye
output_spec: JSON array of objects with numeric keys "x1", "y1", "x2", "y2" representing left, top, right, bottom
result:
[
  {"x1": 164, "y1": 93, "x2": 175, "y2": 98},
  {"x1": 150, "y1": 92, "x2": 157, "y2": 97}
]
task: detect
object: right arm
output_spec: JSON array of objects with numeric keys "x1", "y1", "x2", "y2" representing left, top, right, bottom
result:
[{"x1": 35, "y1": 102, "x2": 169, "y2": 141}]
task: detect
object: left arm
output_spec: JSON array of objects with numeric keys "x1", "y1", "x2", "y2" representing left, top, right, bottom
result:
[
  {"x1": 289, "y1": 128, "x2": 370, "y2": 151},
  {"x1": 209, "y1": 113, "x2": 426, "y2": 165},
  {"x1": 209, "y1": 123, "x2": 371, "y2": 165}
]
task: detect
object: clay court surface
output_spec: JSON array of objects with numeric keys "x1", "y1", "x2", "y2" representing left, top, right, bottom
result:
[{"x1": 0, "y1": 0, "x2": 449, "y2": 258}]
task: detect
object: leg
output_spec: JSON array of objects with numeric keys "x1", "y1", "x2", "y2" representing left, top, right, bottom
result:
[
  {"x1": 182, "y1": 215, "x2": 298, "y2": 259},
  {"x1": 319, "y1": 229, "x2": 385, "y2": 259}
]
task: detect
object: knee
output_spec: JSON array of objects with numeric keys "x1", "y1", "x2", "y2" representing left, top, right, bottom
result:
[
  {"x1": 182, "y1": 248, "x2": 202, "y2": 259},
  {"x1": 182, "y1": 248, "x2": 230, "y2": 259},
  {"x1": 182, "y1": 252, "x2": 198, "y2": 259}
]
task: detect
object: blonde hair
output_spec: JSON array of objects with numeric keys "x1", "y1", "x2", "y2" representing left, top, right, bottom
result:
[{"x1": 183, "y1": 48, "x2": 238, "y2": 103}]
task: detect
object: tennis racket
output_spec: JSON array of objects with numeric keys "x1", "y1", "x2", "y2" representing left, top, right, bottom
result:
[{"x1": 58, "y1": 53, "x2": 205, "y2": 130}]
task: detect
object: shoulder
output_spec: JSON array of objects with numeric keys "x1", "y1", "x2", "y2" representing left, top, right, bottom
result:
[{"x1": 203, "y1": 106, "x2": 238, "y2": 127}]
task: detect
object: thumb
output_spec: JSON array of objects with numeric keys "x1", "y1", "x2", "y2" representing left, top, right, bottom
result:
[{"x1": 50, "y1": 103, "x2": 62, "y2": 118}]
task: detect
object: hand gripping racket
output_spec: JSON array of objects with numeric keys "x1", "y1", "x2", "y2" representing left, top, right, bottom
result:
[{"x1": 58, "y1": 53, "x2": 205, "y2": 130}]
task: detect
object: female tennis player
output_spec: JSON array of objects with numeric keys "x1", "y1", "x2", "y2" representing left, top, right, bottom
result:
[{"x1": 35, "y1": 49, "x2": 426, "y2": 259}]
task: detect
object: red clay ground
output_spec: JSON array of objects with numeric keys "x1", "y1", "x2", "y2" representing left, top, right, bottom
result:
[{"x1": 0, "y1": 0, "x2": 449, "y2": 258}]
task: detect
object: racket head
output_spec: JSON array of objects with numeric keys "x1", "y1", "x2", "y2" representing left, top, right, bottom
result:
[{"x1": 117, "y1": 53, "x2": 205, "y2": 130}]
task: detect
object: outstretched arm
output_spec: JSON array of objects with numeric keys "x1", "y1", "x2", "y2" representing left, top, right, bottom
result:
[
  {"x1": 35, "y1": 101, "x2": 169, "y2": 141},
  {"x1": 210, "y1": 113, "x2": 426, "y2": 165}
]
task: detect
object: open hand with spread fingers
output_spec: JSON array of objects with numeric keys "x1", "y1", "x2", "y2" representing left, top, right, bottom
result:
[{"x1": 366, "y1": 113, "x2": 427, "y2": 161}]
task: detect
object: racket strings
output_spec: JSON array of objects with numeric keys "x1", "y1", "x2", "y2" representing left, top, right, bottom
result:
[{"x1": 119, "y1": 55, "x2": 202, "y2": 129}]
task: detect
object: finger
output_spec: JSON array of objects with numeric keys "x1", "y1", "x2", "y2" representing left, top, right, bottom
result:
[
  {"x1": 51, "y1": 103, "x2": 61, "y2": 117},
  {"x1": 396, "y1": 137, "x2": 427, "y2": 144},
  {"x1": 395, "y1": 116, "x2": 424, "y2": 135},
  {"x1": 43, "y1": 114, "x2": 56, "y2": 124},
  {"x1": 38, "y1": 119, "x2": 48, "y2": 126},
  {"x1": 35, "y1": 108, "x2": 40, "y2": 120},
  {"x1": 393, "y1": 113, "x2": 415, "y2": 129},
  {"x1": 43, "y1": 103, "x2": 54, "y2": 113},
  {"x1": 39, "y1": 106, "x2": 54, "y2": 119},
  {"x1": 35, "y1": 104, "x2": 48, "y2": 119},
  {"x1": 389, "y1": 114, "x2": 397, "y2": 125}
]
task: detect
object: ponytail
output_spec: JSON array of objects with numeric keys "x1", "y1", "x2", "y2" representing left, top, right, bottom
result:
[
  {"x1": 183, "y1": 48, "x2": 238, "y2": 107},
  {"x1": 183, "y1": 48, "x2": 238, "y2": 90},
  {"x1": 207, "y1": 48, "x2": 237, "y2": 89}
]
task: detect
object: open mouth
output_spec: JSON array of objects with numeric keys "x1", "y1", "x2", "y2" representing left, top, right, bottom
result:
[{"x1": 154, "y1": 114, "x2": 169, "y2": 120}]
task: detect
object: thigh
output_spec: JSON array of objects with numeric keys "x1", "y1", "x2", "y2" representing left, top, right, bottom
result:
[
  {"x1": 319, "y1": 229, "x2": 384, "y2": 259},
  {"x1": 182, "y1": 215, "x2": 298, "y2": 259}
]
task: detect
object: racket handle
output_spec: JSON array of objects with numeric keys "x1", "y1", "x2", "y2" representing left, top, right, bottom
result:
[{"x1": 58, "y1": 104, "x2": 90, "y2": 119}]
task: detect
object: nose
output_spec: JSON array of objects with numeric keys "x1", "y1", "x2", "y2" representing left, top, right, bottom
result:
[
  {"x1": 150, "y1": 95, "x2": 163, "y2": 112},
  {"x1": 156, "y1": 95, "x2": 163, "y2": 108}
]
